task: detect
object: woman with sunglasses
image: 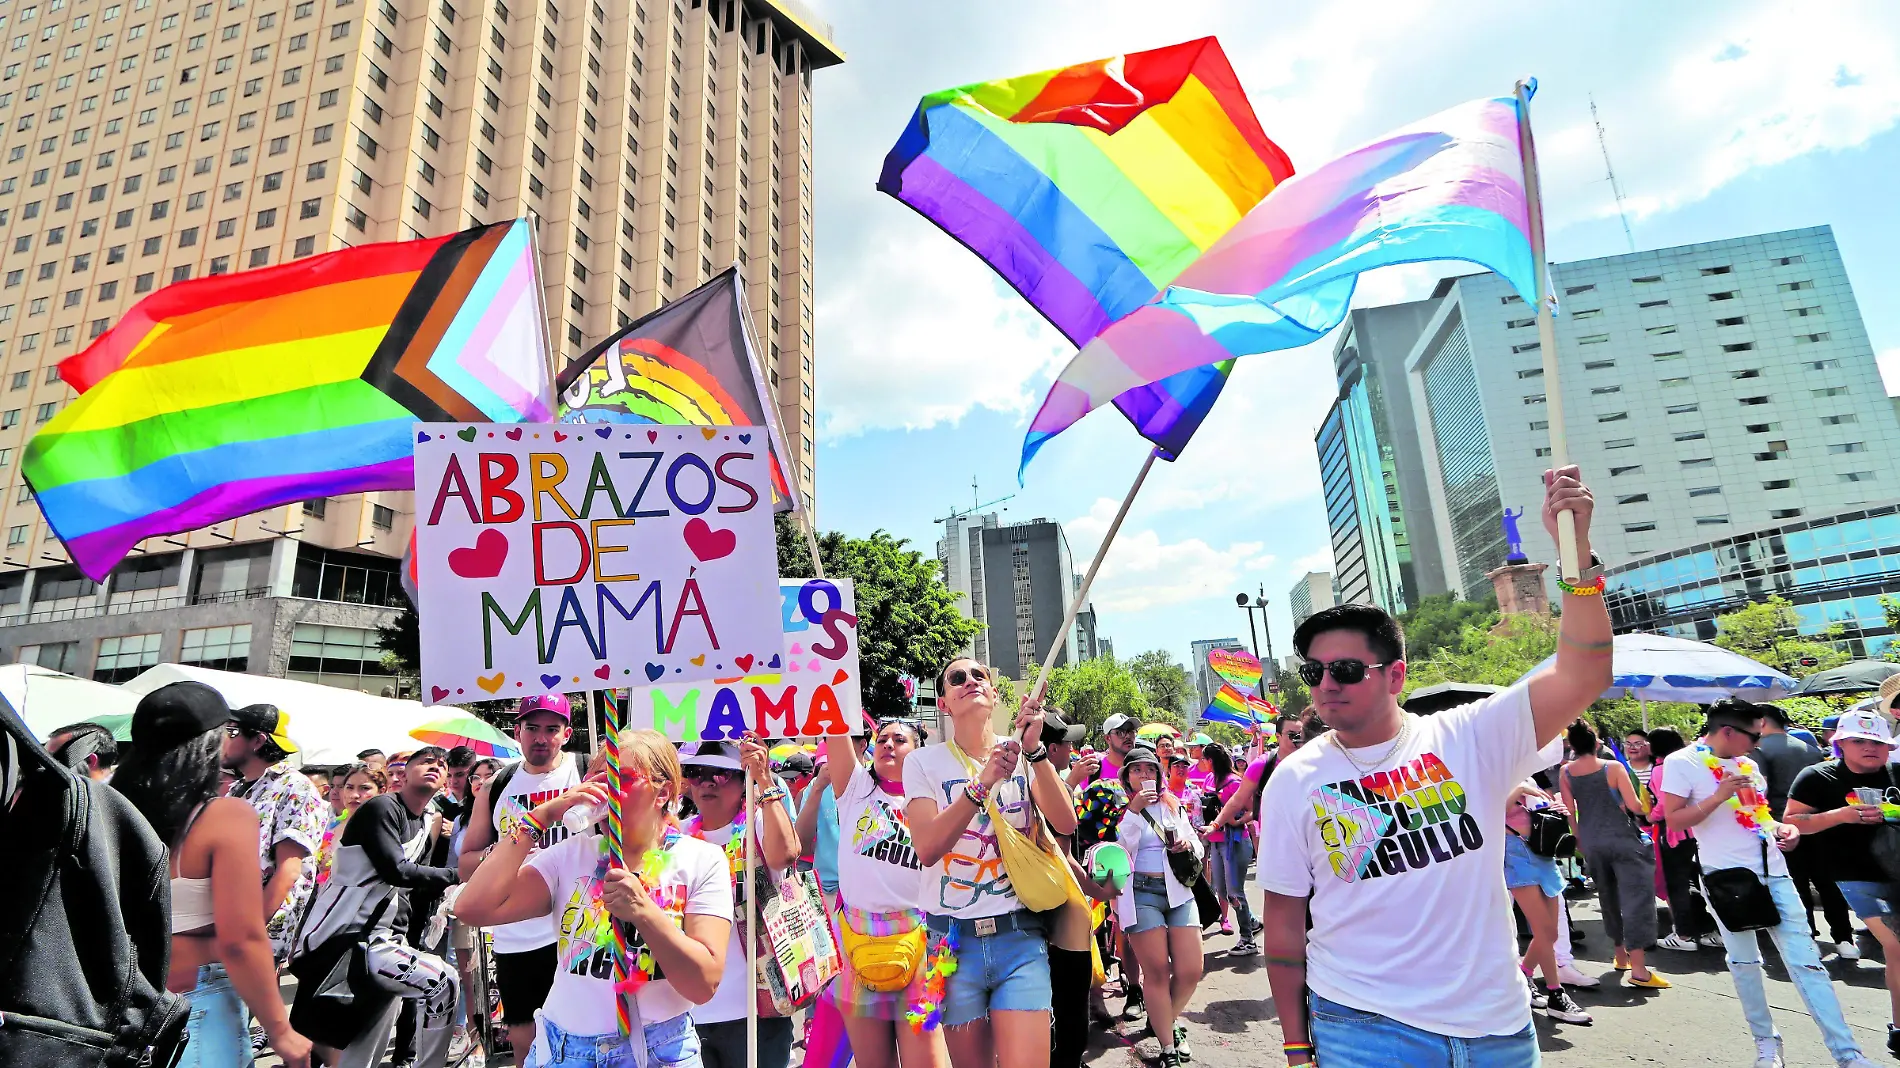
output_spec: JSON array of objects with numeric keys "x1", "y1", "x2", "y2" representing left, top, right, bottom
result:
[
  {"x1": 814, "y1": 718, "x2": 946, "y2": 1068},
  {"x1": 678, "y1": 733, "x2": 802, "y2": 1068},
  {"x1": 455, "y1": 729, "x2": 732, "y2": 1068},
  {"x1": 904, "y1": 657, "x2": 1078, "y2": 1068},
  {"x1": 1114, "y1": 745, "x2": 1205, "y2": 1067}
]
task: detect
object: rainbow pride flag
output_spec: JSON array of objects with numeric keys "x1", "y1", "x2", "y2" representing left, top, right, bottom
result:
[
  {"x1": 878, "y1": 37, "x2": 1292, "y2": 463},
  {"x1": 1024, "y1": 93, "x2": 1540, "y2": 470},
  {"x1": 1201, "y1": 682, "x2": 1272, "y2": 728},
  {"x1": 27, "y1": 219, "x2": 552, "y2": 580}
]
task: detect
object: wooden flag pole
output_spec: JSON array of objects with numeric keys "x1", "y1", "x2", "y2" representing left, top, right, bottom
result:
[
  {"x1": 744, "y1": 767, "x2": 758, "y2": 1068},
  {"x1": 1027, "y1": 451, "x2": 1158, "y2": 704},
  {"x1": 1515, "y1": 77, "x2": 1581, "y2": 583}
]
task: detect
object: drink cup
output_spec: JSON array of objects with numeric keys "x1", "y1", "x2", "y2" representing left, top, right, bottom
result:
[{"x1": 1854, "y1": 787, "x2": 1885, "y2": 806}]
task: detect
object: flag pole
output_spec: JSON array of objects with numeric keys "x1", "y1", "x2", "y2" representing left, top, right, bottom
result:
[
  {"x1": 744, "y1": 766, "x2": 758, "y2": 1068},
  {"x1": 1514, "y1": 78, "x2": 1580, "y2": 583},
  {"x1": 1027, "y1": 451, "x2": 1158, "y2": 705}
]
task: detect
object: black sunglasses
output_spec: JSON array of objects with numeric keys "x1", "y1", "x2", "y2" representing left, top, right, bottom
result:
[
  {"x1": 683, "y1": 766, "x2": 738, "y2": 784},
  {"x1": 1298, "y1": 658, "x2": 1391, "y2": 687},
  {"x1": 1282, "y1": 731, "x2": 1305, "y2": 743},
  {"x1": 1722, "y1": 724, "x2": 1762, "y2": 744},
  {"x1": 945, "y1": 666, "x2": 989, "y2": 688}
]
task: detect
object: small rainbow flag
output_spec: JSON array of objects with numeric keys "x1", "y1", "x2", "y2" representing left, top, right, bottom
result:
[
  {"x1": 27, "y1": 219, "x2": 552, "y2": 579},
  {"x1": 1200, "y1": 683, "x2": 1256, "y2": 728},
  {"x1": 879, "y1": 37, "x2": 1293, "y2": 466},
  {"x1": 1207, "y1": 647, "x2": 1263, "y2": 693}
]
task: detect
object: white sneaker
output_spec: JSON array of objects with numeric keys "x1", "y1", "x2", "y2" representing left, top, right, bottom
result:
[
  {"x1": 1755, "y1": 1035, "x2": 1785, "y2": 1068},
  {"x1": 1555, "y1": 963, "x2": 1600, "y2": 988},
  {"x1": 1837, "y1": 939, "x2": 1862, "y2": 960},
  {"x1": 1698, "y1": 933, "x2": 1724, "y2": 949},
  {"x1": 1656, "y1": 933, "x2": 1699, "y2": 951}
]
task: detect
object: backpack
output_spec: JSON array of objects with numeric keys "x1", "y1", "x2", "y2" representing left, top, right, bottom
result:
[
  {"x1": 0, "y1": 699, "x2": 189, "y2": 1067},
  {"x1": 482, "y1": 751, "x2": 574, "y2": 826}
]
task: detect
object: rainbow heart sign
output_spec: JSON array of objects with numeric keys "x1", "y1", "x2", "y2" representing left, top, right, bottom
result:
[
  {"x1": 1207, "y1": 647, "x2": 1264, "y2": 692},
  {"x1": 625, "y1": 578, "x2": 864, "y2": 741},
  {"x1": 412, "y1": 423, "x2": 780, "y2": 705}
]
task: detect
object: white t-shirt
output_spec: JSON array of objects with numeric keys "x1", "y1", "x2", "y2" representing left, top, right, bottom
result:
[
  {"x1": 835, "y1": 763, "x2": 925, "y2": 915},
  {"x1": 686, "y1": 783, "x2": 796, "y2": 1026},
  {"x1": 526, "y1": 830, "x2": 731, "y2": 1037},
  {"x1": 1659, "y1": 746, "x2": 1786, "y2": 877},
  {"x1": 487, "y1": 755, "x2": 584, "y2": 952},
  {"x1": 902, "y1": 741, "x2": 1035, "y2": 920},
  {"x1": 1258, "y1": 685, "x2": 1540, "y2": 1039}
]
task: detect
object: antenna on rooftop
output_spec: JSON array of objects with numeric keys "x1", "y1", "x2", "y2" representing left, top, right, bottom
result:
[{"x1": 1590, "y1": 95, "x2": 1637, "y2": 254}]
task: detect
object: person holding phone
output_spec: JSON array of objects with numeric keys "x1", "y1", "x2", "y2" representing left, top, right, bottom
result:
[{"x1": 1115, "y1": 745, "x2": 1205, "y2": 1067}]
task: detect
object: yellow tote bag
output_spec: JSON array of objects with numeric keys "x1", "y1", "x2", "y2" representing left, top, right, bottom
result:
[{"x1": 947, "y1": 740, "x2": 1071, "y2": 913}]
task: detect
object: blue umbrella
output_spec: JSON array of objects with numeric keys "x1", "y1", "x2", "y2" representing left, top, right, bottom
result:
[{"x1": 1521, "y1": 633, "x2": 1794, "y2": 706}]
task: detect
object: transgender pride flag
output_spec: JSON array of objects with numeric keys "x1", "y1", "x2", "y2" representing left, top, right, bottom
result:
[{"x1": 1022, "y1": 93, "x2": 1543, "y2": 473}]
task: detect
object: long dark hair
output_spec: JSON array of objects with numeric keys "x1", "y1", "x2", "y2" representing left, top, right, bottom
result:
[
  {"x1": 1647, "y1": 726, "x2": 1687, "y2": 762},
  {"x1": 1206, "y1": 743, "x2": 1234, "y2": 783},
  {"x1": 112, "y1": 727, "x2": 224, "y2": 848}
]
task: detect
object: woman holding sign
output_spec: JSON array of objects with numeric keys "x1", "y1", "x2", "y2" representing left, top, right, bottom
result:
[
  {"x1": 454, "y1": 730, "x2": 733, "y2": 1068},
  {"x1": 822, "y1": 718, "x2": 947, "y2": 1068},
  {"x1": 903, "y1": 658, "x2": 1079, "y2": 1068}
]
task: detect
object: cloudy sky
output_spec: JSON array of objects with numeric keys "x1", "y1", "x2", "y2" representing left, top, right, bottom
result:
[{"x1": 794, "y1": 0, "x2": 1900, "y2": 675}]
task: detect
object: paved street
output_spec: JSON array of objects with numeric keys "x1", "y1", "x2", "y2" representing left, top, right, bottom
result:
[{"x1": 1084, "y1": 887, "x2": 1900, "y2": 1068}]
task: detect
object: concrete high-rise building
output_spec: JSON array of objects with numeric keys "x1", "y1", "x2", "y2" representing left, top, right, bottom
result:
[
  {"x1": 1188, "y1": 635, "x2": 1246, "y2": 711},
  {"x1": 1406, "y1": 227, "x2": 1898, "y2": 598},
  {"x1": 935, "y1": 509, "x2": 999, "y2": 661},
  {"x1": 0, "y1": 0, "x2": 840, "y2": 688},
  {"x1": 965, "y1": 518, "x2": 1077, "y2": 682},
  {"x1": 1316, "y1": 302, "x2": 1446, "y2": 613},
  {"x1": 1287, "y1": 571, "x2": 1335, "y2": 626}
]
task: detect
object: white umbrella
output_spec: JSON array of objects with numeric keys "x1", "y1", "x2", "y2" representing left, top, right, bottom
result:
[
  {"x1": 1521, "y1": 632, "x2": 1796, "y2": 727},
  {"x1": 118, "y1": 664, "x2": 451, "y2": 764},
  {"x1": 2, "y1": 664, "x2": 143, "y2": 742}
]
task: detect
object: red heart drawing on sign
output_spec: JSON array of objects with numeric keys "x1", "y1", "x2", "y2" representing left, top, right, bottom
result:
[
  {"x1": 682, "y1": 517, "x2": 736, "y2": 561},
  {"x1": 505, "y1": 427, "x2": 523, "y2": 440},
  {"x1": 448, "y1": 528, "x2": 509, "y2": 578},
  {"x1": 647, "y1": 430, "x2": 659, "y2": 443},
  {"x1": 594, "y1": 664, "x2": 612, "y2": 680},
  {"x1": 431, "y1": 685, "x2": 450, "y2": 702},
  {"x1": 734, "y1": 654, "x2": 755, "y2": 672}
]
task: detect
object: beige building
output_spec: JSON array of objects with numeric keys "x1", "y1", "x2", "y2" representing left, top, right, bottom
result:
[{"x1": 0, "y1": 0, "x2": 839, "y2": 691}]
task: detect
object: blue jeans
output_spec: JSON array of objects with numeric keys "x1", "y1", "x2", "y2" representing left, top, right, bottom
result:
[
  {"x1": 1308, "y1": 992, "x2": 1537, "y2": 1068},
  {"x1": 1209, "y1": 837, "x2": 1258, "y2": 931},
  {"x1": 1130, "y1": 876, "x2": 1198, "y2": 933},
  {"x1": 933, "y1": 920, "x2": 1051, "y2": 1027},
  {"x1": 178, "y1": 964, "x2": 254, "y2": 1068},
  {"x1": 525, "y1": 1010, "x2": 701, "y2": 1068},
  {"x1": 1712, "y1": 874, "x2": 1864, "y2": 1063},
  {"x1": 1836, "y1": 879, "x2": 1900, "y2": 923}
]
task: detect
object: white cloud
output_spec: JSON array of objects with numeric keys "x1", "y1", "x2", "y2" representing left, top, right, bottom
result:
[
  {"x1": 1068, "y1": 520, "x2": 1268, "y2": 615},
  {"x1": 1291, "y1": 548, "x2": 1336, "y2": 575},
  {"x1": 1879, "y1": 347, "x2": 1900, "y2": 395}
]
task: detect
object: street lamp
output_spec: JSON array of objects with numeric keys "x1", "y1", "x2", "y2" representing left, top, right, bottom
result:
[{"x1": 1234, "y1": 588, "x2": 1276, "y2": 695}]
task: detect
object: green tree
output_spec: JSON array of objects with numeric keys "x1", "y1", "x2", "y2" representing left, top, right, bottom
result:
[
  {"x1": 1127, "y1": 649, "x2": 1192, "y2": 719},
  {"x1": 776, "y1": 514, "x2": 982, "y2": 717},
  {"x1": 1711, "y1": 595, "x2": 1849, "y2": 678},
  {"x1": 1042, "y1": 652, "x2": 1148, "y2": 736},
  {"x1": 1398, "y1": 592, "x2": 1500, "y2": 661},
  {"x1": 1269, "y1": 667, "x2": 1310, "y2": 717},
  {"x1": 1403, "y1": 613, "x2": 1559, "y2": 694}
]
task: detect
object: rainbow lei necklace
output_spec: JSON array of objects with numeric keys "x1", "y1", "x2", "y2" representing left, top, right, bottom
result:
[
  {"x1": 575, "y1": 829, "x2": 682, "y2": 993},
  {"x1": 683, "y1": 812, "x2": 748, "y2": 879},
  {"x1": 903, "y1": 927, "x2": 960, "y2": 1034},
  {"x1": 1694, "y1": 745, "x2": 1775, "y2": 842}
]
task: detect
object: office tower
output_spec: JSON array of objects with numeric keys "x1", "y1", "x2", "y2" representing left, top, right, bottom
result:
[
  {"x1": 1287, "y1": 570, "x2": 1335, "y2": 626},
  {"x1": 966, "y1": 517, "x2": 1077, "y2": 682},
  {"x1": 1407, "y1": 226, "x2": 1898, "y2": 598},
  {"x1": 0, "y1": 0, "x2": 839, "y2": 687},
  {"x1": 935, "y1": 508, "x2": 998, "y2": 660}
]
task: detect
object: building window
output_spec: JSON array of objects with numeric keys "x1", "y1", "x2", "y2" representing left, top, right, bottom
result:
[
  {"x1": 18, "y1": 641, "x2": 81, "y2": 672},
  {"x1": 93, "y1": 632, "x2": 161, "y2": 682},
  {"x1": 180, "y1": 623, "x2": 250, "y2": 670},
  {"x1": 288, "y1": 623, "x2": 395, "y2": 690}
]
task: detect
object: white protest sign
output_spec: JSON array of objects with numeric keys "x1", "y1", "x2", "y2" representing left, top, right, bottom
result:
[
  {"x1": 626, "y1": 577, "x2": 862, "y2": 740},
  {"x1": 413, "y1": 423, "x2": 781, "y2": 705}
]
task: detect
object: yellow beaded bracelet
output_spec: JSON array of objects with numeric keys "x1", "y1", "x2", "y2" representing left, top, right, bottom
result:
[{"x1": 1556, "y1": 574, "x2": 1606, "y2": 597}]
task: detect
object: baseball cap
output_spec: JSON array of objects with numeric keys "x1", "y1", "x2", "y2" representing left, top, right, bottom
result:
[
  {"x1": 679, "y1": 739, "x2": 744, "y2": 770},
  {"x1": 1188, "y1": 732, "x2": 1214, "y2": 747},
  {"x1": 1103, "y1": 713, "x2": 1139, "y2": 735},
  {"x1": 1041, "y1": 711, "x2": 1088, "y2": 747},
  {"x1": 1122, "y1": 744, "x2": 1162, "y2": 772},
  {"x1": 229, "y1": 702, "x2": 299, "y2": 755},
  {"x1": 516, "y1": 694, "x2": 573, "y2": 720},
  {"x1": 1822, "y1": 714, "x2": 1843, "y2": 732},
  {"x1": 1832, "y1": 709, "x2": 1899, "y2": 747},
  {"x1": 132, "y1": 682, "x2": 230, "y2": 753},
  {"x1": 774, "y1": 750, "x2": 816, "y2": 778}
]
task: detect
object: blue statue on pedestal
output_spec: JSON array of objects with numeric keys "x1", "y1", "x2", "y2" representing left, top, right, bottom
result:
[{"x1": 1501, "y1": 507, "x2": 1528, "y2": 564}]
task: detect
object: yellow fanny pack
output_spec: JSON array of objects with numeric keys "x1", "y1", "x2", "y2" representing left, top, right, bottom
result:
[{"x1": 838, "y1": 912, "x2": 927, "y2": 993}]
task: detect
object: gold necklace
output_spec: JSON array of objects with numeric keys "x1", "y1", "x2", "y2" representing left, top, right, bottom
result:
[{"x1": 1332, "y1": 716, "x2": 1413, "y2": 779}]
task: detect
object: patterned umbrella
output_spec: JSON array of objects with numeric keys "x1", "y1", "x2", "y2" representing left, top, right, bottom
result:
[
  {"x1": 1137, "y1": 722, "x2": 1180, "y2": 741},
  {"x1": 409, "y1": 711, "x2": 521, "y2": 758}
]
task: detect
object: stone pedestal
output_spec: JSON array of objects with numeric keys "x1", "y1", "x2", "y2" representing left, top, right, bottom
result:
[{"x1": 1486, "y1": 560, "x2": 1551, "y2": 617}]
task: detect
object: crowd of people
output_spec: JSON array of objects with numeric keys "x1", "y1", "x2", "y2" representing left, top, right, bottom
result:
[{"x1": 19, "y1": 466, "x2": 1900, "y2": 1068}]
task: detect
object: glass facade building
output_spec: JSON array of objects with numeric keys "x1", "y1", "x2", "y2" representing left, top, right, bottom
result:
[
  {"x1": 1418, "y1": 316, "x2": 1508, "y2": 598},
  {"x1": 1605, "y1": 504, "x2": 1900, "y2": 657}
]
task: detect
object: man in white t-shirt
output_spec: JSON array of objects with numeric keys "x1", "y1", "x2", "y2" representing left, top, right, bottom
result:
[
  {"x1": 457, "y1": 694, "x2": 583, "y2": 1059},
  {"x1": 1258, "y1": 466, "x2": 1613, "y2": 1068},
  {"x1": 1661, "y1": 700, "x2": 1876, "y2": 1068}
]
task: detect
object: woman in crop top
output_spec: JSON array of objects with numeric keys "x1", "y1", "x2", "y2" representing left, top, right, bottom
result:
[{"x1": 113, "y1": 681, "x2": 311, "y2": 1068}]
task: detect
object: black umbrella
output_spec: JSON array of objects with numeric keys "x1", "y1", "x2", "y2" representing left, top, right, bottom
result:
[
  {"x1": 1789, "y1": 660, "x2": 1900, "y2": 697},
  {"x1": 1402, "y1": 681, "x2": 1504, "y2": 715}
]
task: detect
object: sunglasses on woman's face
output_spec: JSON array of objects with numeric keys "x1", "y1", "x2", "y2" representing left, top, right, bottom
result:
[
  {"x1": 1297, "y1": 657, "x2": 1390, "y2": 687},
  {"x1": 683, "y1": 767, "x2": 738, "y2": 785},
  {"x1": 945, "y1": 666, "x2": 989, "y2": 688}
]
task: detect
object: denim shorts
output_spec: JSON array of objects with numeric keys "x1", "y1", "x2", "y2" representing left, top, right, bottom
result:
[
  {"x1": 932, "y1": 916, "x2": 1051, "y2": 1027},
  {"x1": 1837, "y1": 880, "x2": 1900, "y2": 923},
  {"x1": 1129, "y1": 875, "x2": 1197, "y2": 933},
  {"x1": 178, "y1": 964, "x2": 254, "y2": 1068},
  {"x1": 524, "y1": 1009, "x2": 700, "y2": 1068},
  {"x1": 1503, "y1": 834, "x2": 1563, "y2": 898},
  {"x1": 1308, "y1": 992, "x2": 1538, "y2": 1068}
]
